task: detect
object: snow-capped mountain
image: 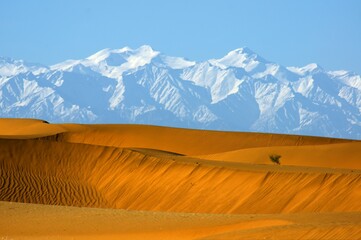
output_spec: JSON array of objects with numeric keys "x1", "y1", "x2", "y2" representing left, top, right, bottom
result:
[{"x1": 1, "y1": 45, "x2": 360, "y2": 139}]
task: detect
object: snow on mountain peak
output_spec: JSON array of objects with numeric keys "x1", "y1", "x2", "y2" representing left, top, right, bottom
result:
[
  {"x1": 0, "y1": 57, "x2": 47, "y2": 76},
  {"x1": 86, "y1": 48, "x2": 113, "y2": 62},
  {"x1": 158, "y1": 55, "x2": 195, "y2": 69},
  {"x1": 136, "y1": 44, "x2": 157, "y2": 53},
  {"x1": 305, "y1": 63, "x2": 320, "y2": 70},
  {"x1": 230, "y1": 47, "x2": 255, "y2": 55},
  {"x1": 50, "y1": 45, "x2": 160, "y2": 78},
  {"x1": 50, "y1": 59, "x2": 81, "y2": 71},
  {"x1": 287, "y1": 63, "x2": 323, "y2": 76},
  {"x1": 128, "y1": 45, "x2": 160, "y2": 66},
  {"x1": 117, "y1": 46, "x2": 132, "y2": 53},
  {"x1": 107, "y1": 45, "x2": 159, "y2": 66},
  {"x1": 212, "y1": 47, "x2": 266, "y2": 72}
]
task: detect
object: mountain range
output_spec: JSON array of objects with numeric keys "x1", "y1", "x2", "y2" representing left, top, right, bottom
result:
[{"x1": 1, "y1": 45, "x2": 360, "y2": 139}]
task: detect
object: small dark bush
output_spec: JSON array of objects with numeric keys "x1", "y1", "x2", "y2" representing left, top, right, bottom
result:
[{"x1": 269, "y1": 154, "x2": 281, "y2": 165}]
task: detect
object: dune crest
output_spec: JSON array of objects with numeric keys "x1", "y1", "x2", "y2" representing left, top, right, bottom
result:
[{"x1": 0, "y1": 118, "x2": 65, "y2": 139}]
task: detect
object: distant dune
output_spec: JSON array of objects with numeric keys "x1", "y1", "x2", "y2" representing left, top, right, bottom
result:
[{"x1": 0, "y1": 118, "x2": 360, "y2": 239}]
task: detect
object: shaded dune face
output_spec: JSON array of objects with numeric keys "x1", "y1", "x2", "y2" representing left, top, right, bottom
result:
[{"x1": 1, "y1": 121, "x2": 360, "y2": 214}]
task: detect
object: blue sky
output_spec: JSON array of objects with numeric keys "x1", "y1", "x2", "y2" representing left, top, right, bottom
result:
[{"x1": 1, "y1": 0, "x2": 360, "y2": 73}]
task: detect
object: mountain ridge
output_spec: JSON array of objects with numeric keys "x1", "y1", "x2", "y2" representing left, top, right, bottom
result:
[{"x1": 1, "y1": 45, "x2": 360, "y2": 139}]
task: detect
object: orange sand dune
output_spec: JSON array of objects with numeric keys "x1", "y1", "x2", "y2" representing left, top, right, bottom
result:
[
  {"x1": 197, "y1": 141, "x2": 361, "y2": 169},
  {"x1": 1, "y1": 137, "x2": 360, "y2": 214},
  {"x1": 57, "y1": 123, "x2": 353, "y2": 155},
  {"x1": 0, "y1": 118, "x2": 360, "y2": 239},
  {"x1": 1, "y1": 201, "x2": 360, "y2": 240},
  {"x1": 0, "y1": 118, "x2": 65, "y2": 139}
]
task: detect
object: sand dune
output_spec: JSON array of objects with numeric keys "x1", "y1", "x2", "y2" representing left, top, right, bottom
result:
[
  {"x1": 1, "y1": 138, "x2": 360, "y2": 214},
  {"x1": 1, "y1": 201, "x2": 360, "y2": 240},
  {"x1": 57, "y1": 123, "x2": 352, "y2": 155},
  {"x1": 0, "y1": 119, "x2": 360, "y2": 239},
  {"x1": 196, "y1": 141, "x2": 361, "y2": 169},
  {"x1": 0, "y1": 118, "x2": 65, "y2": 139}
]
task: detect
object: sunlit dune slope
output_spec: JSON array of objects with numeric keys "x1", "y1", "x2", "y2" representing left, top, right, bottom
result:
[
  {"x1": 1, "y1": 138, "x2": 360, "y2": 214},
  {"x1": 196, "y1": 142, "x2": 361, "y2": 169},
  {"x1": 57, "y1": 124, "x2": 352, "y2": 155}
]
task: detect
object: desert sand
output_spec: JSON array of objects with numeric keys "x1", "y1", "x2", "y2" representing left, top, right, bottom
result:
[{"x1": 0, "y1": 118, "x2": 360, "y2": 239}]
